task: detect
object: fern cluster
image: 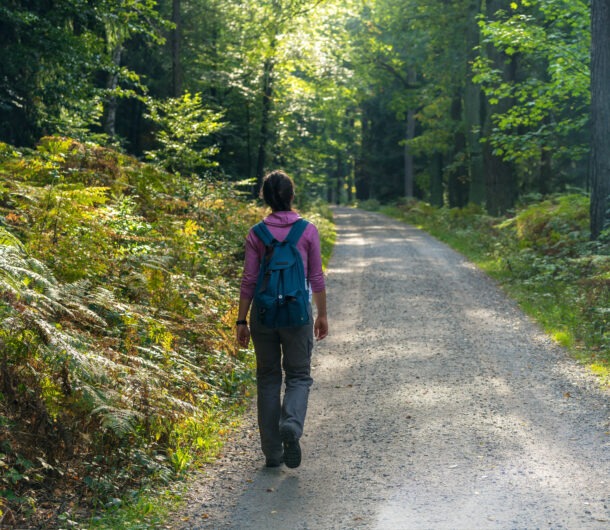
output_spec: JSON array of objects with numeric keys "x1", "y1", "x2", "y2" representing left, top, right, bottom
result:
[{"x1": 0, "y1": 137, "x2": 261, "y2": 526}]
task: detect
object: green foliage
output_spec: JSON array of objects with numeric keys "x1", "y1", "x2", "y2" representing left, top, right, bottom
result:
[
  {"x1": 299, "y1": 201, "x2": 336, "y2": 269},
  {"x1": 0, "y1": 0, "x2": 597, "y2": 212},
  {"x1": 358, "y1": 199, "x2": 382, "y2": 212},
  {"x1": 473, "y1": 0, "x2": 590, "y2": 170},
  {"x1": 0, "y1": 135, "x2": 337, "y2": 527},
  {"x1": 386, "y1": 196, "x2": 609, "y2": 383},
  {"x1": 0, "y1": 1, "x2": 170, "y2": 147},
  {"x1": 145, "y1": 92, "x2": 225, "y2": 176},
  {"x1": 0, "y1": 137, "x2": 261, "y2": 526},
  {"x1": 509, "y1": 194, "x2": 590, "y2": 254}
]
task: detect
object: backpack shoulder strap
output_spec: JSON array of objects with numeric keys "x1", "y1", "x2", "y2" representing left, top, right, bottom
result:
[
  {"x1": 284, "y1": 219, "x2": 309, "y2": 246},
  {"x1": 252, "y1": 221, "x2": 276, "y2": 246}
]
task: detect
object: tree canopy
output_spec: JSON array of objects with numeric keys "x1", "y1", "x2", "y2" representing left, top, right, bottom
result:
[{"x1": 0, "y1": 0, "x2": 608, "y2": 231}]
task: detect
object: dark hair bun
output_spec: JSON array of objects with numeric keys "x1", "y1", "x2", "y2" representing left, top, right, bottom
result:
[{"x1": 260, "y1": 170, "x2": 295, "y2": 212}]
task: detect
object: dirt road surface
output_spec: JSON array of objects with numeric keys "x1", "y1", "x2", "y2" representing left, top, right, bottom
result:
[{"x1": 176, "y1": 207, "x2": 609, "y2": 529}]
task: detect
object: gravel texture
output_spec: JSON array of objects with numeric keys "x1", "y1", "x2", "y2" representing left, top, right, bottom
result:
[{"x1": 174, "y1": 207, "x2": 610, "y2": 529}]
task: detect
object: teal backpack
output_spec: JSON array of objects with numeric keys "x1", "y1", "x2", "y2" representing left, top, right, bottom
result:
[{"x1": 252, "y1": 219, "x2": 310, "y2": 328}]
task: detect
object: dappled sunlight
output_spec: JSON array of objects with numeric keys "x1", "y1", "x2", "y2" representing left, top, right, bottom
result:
[
  {"x1": 335, "y1": 235, "x2": 369, "y2": 246},
  {"x1": 327, "y1": 266, "x2": 361, "y2": 275},
  {"x1": 219, "y1": 208, "x2": 609, "y2": 529},
  {"x1": 315, "y1": 333, "x2": 609, "y2": 527},
  {"x1": 373, "y1": 402, "x2": 609, "y2": 528}
]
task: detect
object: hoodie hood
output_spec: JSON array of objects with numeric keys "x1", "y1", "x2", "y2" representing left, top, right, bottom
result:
[{"x1": 264, "y1": 210, "x2": 302, "y2": 228}]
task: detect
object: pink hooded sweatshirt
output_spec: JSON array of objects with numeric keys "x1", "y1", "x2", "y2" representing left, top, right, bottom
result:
[{"x1": 240, "y1": 211, "x2": 325, "y2": 300}]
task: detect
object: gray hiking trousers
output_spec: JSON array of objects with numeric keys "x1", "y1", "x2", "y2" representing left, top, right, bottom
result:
[{"x1": 250, "y1": 305, "x2": 314, "y2": 462}]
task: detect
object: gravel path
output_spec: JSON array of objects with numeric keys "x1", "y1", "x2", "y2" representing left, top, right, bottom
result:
[{"x1": 175, "y1": 207, "x2": 610, "y2": 529}]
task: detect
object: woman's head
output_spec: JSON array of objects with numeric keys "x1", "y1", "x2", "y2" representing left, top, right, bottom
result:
[{"x1": 260, "y1": 170, "x2": 295, "y2": 212}]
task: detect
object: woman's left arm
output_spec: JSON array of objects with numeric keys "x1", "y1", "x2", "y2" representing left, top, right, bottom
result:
[
  {"x1": 236, "y1": 296, "x2": 252, "y2": 347},
  {"x1": 236, "y1": 230, "x2": 260, "y2": 348}
]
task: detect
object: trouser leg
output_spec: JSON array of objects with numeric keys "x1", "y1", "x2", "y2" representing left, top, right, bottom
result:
[
  {"x1": 251, "y1": 321, "x2": 283, "y2": 461},
  {"x1": 279, "y1": 320, "x2": 314, "y2": 439}
]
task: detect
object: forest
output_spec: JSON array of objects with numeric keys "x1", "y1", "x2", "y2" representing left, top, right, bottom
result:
[
  {"x1": 0, "y1": 0, "x2": 609, "y2": 527},
  {"x1": 2, "y1": 0, "x2": 609, "y2": 224}
]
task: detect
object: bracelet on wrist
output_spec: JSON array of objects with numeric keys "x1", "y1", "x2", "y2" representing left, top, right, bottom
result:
[{"x1": 236, "y1": 320, "x2": 248, "y2": 327}]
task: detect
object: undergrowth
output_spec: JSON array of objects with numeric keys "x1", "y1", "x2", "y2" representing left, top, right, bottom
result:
[
  {"x1": 0, "y1": 137, "x2": 338, "y2": 528},
  {"x1": 368, "y1": 195, "x2": 609, "y2": 384}
]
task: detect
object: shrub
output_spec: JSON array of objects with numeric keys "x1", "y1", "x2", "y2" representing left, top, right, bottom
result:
[
  {"x1": 511, "y1": 194, "x2": 590, "y2": 256},
  {"x1": 0, "y1": 138, "x2": 260, "y2": 527}
]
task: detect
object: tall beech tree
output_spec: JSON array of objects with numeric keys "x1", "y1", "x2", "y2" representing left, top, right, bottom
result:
[
  {"x1": 464, "y1": 0, "x2": 484, "y2": 206},
  {"x1": 590, "y1": 0, "x2": 610, "y2": 239},
  {"x1": 481, "y1": 0, "x2": 517, "y2": 216}
]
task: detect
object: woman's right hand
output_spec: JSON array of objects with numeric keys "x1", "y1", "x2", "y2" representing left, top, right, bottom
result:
[
  {"x1": 314, "y1": 315, "x2": 328, "y2": 341},
  {"x1": 237, "y1": 324, "x2": 250, "y2": 348}
]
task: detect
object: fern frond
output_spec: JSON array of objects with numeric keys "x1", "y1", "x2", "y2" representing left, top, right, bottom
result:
[
  {"x1": 91, "y1": 405, "x2": 143, "y2": 438},
  {"x1": 0, "y1": 227, "x2": 25, "y2": 250},
  {"x1": 0, "y1": 245, "x2": 56, "y2": 292},
  {"x1": 141, "y1": 256, "x2": 174, "y2": 272},
  {"x1": 20, "y1": 312, "x2": 127, "y2": 395},
  {"x1": 86, "y1": 286, "x2": 117, "y2": 308},
  {"x1": 124, "y1": 348, "x2": 166, "y2": 373},
  {"x1": 164, "y1": 395, "x2": 198, "y2": 414},
  {"x1": 60, "y1": 280, "x2": 107, "y2": 327}
]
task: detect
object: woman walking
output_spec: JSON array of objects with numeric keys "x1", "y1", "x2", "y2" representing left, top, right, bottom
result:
[{"x1": 236, "y1": 170, "x2": 328, "y2": 468}]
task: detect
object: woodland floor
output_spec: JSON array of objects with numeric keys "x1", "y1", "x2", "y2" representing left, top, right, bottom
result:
[{"x1": 171, "y1": 207, "x2": 610, "y2": 530}]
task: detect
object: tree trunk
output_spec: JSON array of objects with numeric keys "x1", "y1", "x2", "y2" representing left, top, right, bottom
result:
[
  {"x1": 448, "y1": 92, "x2": 469, "y2": 208},
  {"x1": 539, "y1": 147, "x2": 552, "y2": 196},
  {"x1": 430, "y1": 153, "x2": 444, "y2": 207},
  {"x1": 347, "y1": 115, "x2": 356, "y2": 203},
  {"x1": 246, "y1": 102, "x2": 253, "y2": 179},
  {"x1": 482, "y1": 0, "x2": 517, "y2": 216},
  {"x1": 483, "y1": 122, "x2": 516, "y2": 215},
  {"x1": 347, "y1": 156, "x2": 355, "y2": 203},
  {"x1": 171, "y1": 0, "x2": 182, "y2": 97},
  {"x1": 590, "y1": 0, "x2": 610, "y2": 239},
  {"x1": 255, "y1": 54, "x2": 275, "y2": 195},
  {"x1": 355, "y1": 109, "x2": 371, "y2": 201},
  {"x1": 103, "y1": 44, "x2": 122, "y2": 138},
  {"x1": 404, "y1": 69, "x2": 417, "y2": 197},
  {"x1": 464, "y1": 0, "x2": 484, "y2": 206},
  {"x1": 336, "y1": 151, "x2": 344, "y2": 205}
]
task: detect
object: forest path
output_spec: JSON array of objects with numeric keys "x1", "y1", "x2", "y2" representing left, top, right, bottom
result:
[{"x1": 177, "y1": 207, "x2": 609, "y2": 529}]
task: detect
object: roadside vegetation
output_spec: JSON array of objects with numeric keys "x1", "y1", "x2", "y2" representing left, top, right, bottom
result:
[
  {"x1": 0, "y1": 137, "x2": 335, "y2": 528},
  {"x1": 2, "y1": 0, "x2": 609, "y2": 527},
  {"x1": 361, "y1": 197, "x2": 609, "y2": 385}
]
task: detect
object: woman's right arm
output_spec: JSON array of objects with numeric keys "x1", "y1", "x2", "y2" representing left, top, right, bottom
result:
[
  {"x1": 307, "y1": 224, "x2": 328, "y2": 340},
  {"x1": 312, "y1": 290, "x2": 328, "y2": 341}
]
